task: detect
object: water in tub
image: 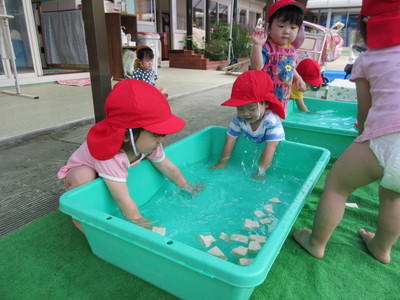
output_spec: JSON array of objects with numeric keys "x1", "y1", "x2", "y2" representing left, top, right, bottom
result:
[
  {"x1": 114, "y1": 148, "x2": 305, "y2": 263},
  {"x1": 286, "y1": 109, "x2": 356, "y2": 130}
]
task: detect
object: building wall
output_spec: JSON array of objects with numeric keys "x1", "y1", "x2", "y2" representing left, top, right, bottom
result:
[
  {"x1": 41, "y1": 0, "x2": 80, "y2": 11},
  {"x1": 307, "y1": 0, "x2": 361, "y2": 9}
]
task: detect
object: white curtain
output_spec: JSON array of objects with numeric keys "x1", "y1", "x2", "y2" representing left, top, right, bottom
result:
[{"x1": 42, "y1": 10, "x2": 88, "y2": 65}]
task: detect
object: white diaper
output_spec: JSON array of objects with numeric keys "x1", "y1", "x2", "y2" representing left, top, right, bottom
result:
[{"x1": 369, "y1": 132, "x2": 400, "y2": 193}]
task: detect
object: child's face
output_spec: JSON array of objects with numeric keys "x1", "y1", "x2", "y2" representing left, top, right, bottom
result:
[
  {"x1": 269, "y1": 17, "x2": 299, "y2": 46},
  {"x1": 139, "y1": 57, "x2": 153, "y2": 71},
  {"x1": 135, "y1": 130, "x2": 165, "y2": 154},
  {"x1": 237, "y1": 103, "x2": 267, "y2": 123}
]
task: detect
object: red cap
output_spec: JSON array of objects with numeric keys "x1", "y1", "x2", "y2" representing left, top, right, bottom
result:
[
  {"x1": 360, "y1": 0, "x2": 400, "y2": 49},
  {"x1": 222, "y1": 70, "x2": 286, "y2": 119},
  {"x1": 296, "y1": 58, "x2": 323, "y2": 86},
  {"x1": 87, "y1": 79, "x2": 185, "y2": 160},
  {"x1": 267, "y1": 0, "x2": 305, "y2": 18}
]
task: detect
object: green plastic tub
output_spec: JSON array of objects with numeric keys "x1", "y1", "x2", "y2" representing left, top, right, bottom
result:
[
  {"x1": 59, "y1": 126, "x2": 330, "y2": 300},
  {"x1": 284, "y1": 97, "x2": 358, "y2": 158}
]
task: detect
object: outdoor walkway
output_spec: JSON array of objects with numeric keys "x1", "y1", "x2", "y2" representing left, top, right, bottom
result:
[{"x1": 0, "y1": 63, "x2": 236, "y2": 146}]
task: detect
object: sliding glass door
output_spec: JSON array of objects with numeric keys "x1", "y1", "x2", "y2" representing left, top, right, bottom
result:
[{"x1": 1, "y1": 0, "x2": 41, "y2": 80}]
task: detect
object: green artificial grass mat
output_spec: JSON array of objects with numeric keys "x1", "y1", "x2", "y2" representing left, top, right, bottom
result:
[{"x1": 1, "y1": 168, "x2": 399, "y2": 300}]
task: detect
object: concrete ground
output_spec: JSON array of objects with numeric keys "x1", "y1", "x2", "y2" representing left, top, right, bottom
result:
[
  {"x1": 0, "y1": 63, "x2": 236, "y2": 146},
  {"x1": 0, "y1": 83, "x2": 235, "y2": 237},
  {"x1": 0, "y1": 56, "x2": 349, "y2": 237}
]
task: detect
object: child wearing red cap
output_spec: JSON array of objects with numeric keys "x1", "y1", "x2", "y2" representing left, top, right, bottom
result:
[
  {"x1": 251, "y1": 0, "x2": 307, "y2": 114},
  {"x1": 290, "y1": 58, "x2": 323, "y2": 112},
  {"x1": 210, "y1": 71, "x2": 286, "y2": 178},
  {"x1": 58, "y1": 79, "x2": 200, "y2": 231},
  {"x1": 294, "y1": 0, "x2": 400, "y2": 264}
]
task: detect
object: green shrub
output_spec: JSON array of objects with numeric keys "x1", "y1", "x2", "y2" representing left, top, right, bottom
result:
[{"x1": 205, "y1": 22, "x2": 252, "y2": 61}]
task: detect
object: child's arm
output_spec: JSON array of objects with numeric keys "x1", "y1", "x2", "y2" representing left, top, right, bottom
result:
[
  {"x1": 104, "y1": 179, "x2": 151, "y2": 228},
  {"x1": 354, "y1": 78, "x2": 372, "y2": 134},
  {"x1": 254, "y1": 140, "x2": 279, "y2": 178},
  {"x1": 152, "y1": 158, "x2": 202, "y2": 194},
  {"x1": 250, "y1": 28, "x2": 268, "y2": 70},
  {"x1": 291, "y1": 84, "x2": 310, "y2": 112},
  {"x1": 293, "y1": 70, "x2": 306, "y2": 92},
  {"x1": 210, "y1": 135, "x2": 237, "y2": 169}
]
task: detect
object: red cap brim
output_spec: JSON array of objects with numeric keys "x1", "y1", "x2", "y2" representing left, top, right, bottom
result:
[
  {"x1": 143, "y1": 113, "x2": 185, "y2": 135},
  {"x1": 222, "y1": 96, "x2": 286, "y2": 119},
  {"x1": 305, "y1": 77, "x2": 323, "y2": 86}
]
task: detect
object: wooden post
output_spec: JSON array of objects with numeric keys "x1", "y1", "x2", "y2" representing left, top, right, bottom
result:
[
  {"x1": 81, "y1": 0, "x2": 111, "y2": 122},
  {"x1": 205, "y1": 0, "x2": 210, "y2": 43},
  {"x1": 186, "y1": 0, "x2": 193, "y2": 50}
]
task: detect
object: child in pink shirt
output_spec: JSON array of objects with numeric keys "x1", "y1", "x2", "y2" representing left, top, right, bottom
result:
[
  {"x1": 294, "y1": 0, "x2": 400, "y2": 264},
  {"x1": 251, "y1": 0, "x2": 306, "y2": 114},
  {"x1": 58, "y1": 79, "x2": 201, "y2": 231}
]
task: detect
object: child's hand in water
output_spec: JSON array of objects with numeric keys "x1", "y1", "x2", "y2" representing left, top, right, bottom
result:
[
  {"x1": 209, "y1": 157, "x2": 230, "y2": 169},
  {"x1": 252, "y1": 166, "x2": 267, "y2": 180},
  {"x1": 183, "y1": 182, "x2": 204, "y2": 197},
  {"x1": 251, "y1": 24, "x2": 268, "y2": 46},
  {"x1": 129, "y1": 216, "x2": 152, "y2": 229},
  {"x1": 209, "y1": 162, "x2": 227, "y2": 169}
]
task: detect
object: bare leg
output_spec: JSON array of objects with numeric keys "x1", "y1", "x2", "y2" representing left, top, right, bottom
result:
[
  {"x1": 359, "y1": 187, "x2": 400, "y2": 263},
  {"x1": 295, "y1": 98, "x2": 310, "y2": 112},
  {"x1": 64, "y1": 166, "x2": 97, "y2": 232},
  {"x1": 293, "y1": 142, "x2": 383, "y2": 258}
]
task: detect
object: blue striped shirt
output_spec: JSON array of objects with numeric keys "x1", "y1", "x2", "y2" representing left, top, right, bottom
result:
[{"x1": 227, "y1": 110, "x2": 285, "y2": 143}]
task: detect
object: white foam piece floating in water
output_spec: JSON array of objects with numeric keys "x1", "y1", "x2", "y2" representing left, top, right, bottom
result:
[
  {"x1": 219, "y1": 232, "x2": 230, "y2": 242},
  {"x1": 260, "y1": 217, "x2": 273, "y2": 224},
  {"x1": 208, "y1": 246, "x2": 227, "y2": 260},
  {"x1": 239, "y1": 258, "x2": 254, "y2": 266},
  {"x1": 345, "y1": 203, "x2": 359, "y2": 208},
  {"x1": 152, "y1": 226, "x2": 167, "y2": 236},
  {"x1": 199, "y1": 234, "x2": 216, "y2": 248},
  {"x1": 243, "y1": 218, "x2": 260, "y2": 231},
  {"x1": 230, "y1": 234, "x2": 249, "y2": 244},
  {"x1": 249, "y1": 234, "x2": 267, "y2": 243},
  {"x1": 248, "y1": 241, "x2": 262, "y2": 253},
  {"x1": 232, "y1": 246, "x2": 248, "y2": 257},
  {"x1": 268, "y1": 197, "x2": 281, "y2": 203},
  {"x1": 264, "y1": 204, "x2": 274, "y2": 214},
  {"x1": 254, "y1": 210, "x2": 266, "y2": 218}
]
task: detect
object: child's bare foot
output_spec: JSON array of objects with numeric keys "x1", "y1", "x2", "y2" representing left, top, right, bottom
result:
[
  {"x1": 359, "y1": 228, "x2": 391, "y2": 264},
  {"x1": 293, "y1": 229, "x2": 325, "y2": 258}
]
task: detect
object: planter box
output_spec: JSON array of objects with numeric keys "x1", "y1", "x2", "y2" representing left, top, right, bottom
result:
[{"x1": 169, "y1": 50, "x2": 248, "y2": 70}]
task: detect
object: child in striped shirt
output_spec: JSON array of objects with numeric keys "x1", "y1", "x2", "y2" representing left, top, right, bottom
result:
[{"x1": 210, "y1": 71, "x2": 285, "y2": 178}]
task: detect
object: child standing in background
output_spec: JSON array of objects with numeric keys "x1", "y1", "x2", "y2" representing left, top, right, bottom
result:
[
  {"x1": 294, "y1": 0, "x2": 400, "y2": 264},
  {"x1": 251, "y1": 0, "x2": 306, "y2": 114},
  {"x1": 210, "y1": 71, "x2": 286, "y2": 179},
  {"x1": 58, "y1": 79, "x2": 200, "y2": 231},
  {"x1": 130, "y1": 46, "x2": 168, "y2": 96},
  {"x1": 290, "y1": 58, "x2": 323, "y2": 112}
]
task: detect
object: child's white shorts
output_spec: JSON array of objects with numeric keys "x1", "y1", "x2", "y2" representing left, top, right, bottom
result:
[{"x1": 369, "y1": 132, "x2": 400, "y2": 193}]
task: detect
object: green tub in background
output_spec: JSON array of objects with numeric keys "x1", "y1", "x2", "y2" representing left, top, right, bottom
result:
[
  {"x1": 284, "y1": 97, "x2": 358, "y2": 158},
  {"x1": 59, "y1": 126, "x2": 330, "y2": 300}
]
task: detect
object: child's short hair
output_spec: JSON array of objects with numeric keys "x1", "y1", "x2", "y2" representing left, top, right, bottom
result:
[
  {"x1": 137, "y1": 46, "x2": 154, "y2": 60},
  {"x1": 269, "y1": 5, "x2": 304, "y2": 27}
]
